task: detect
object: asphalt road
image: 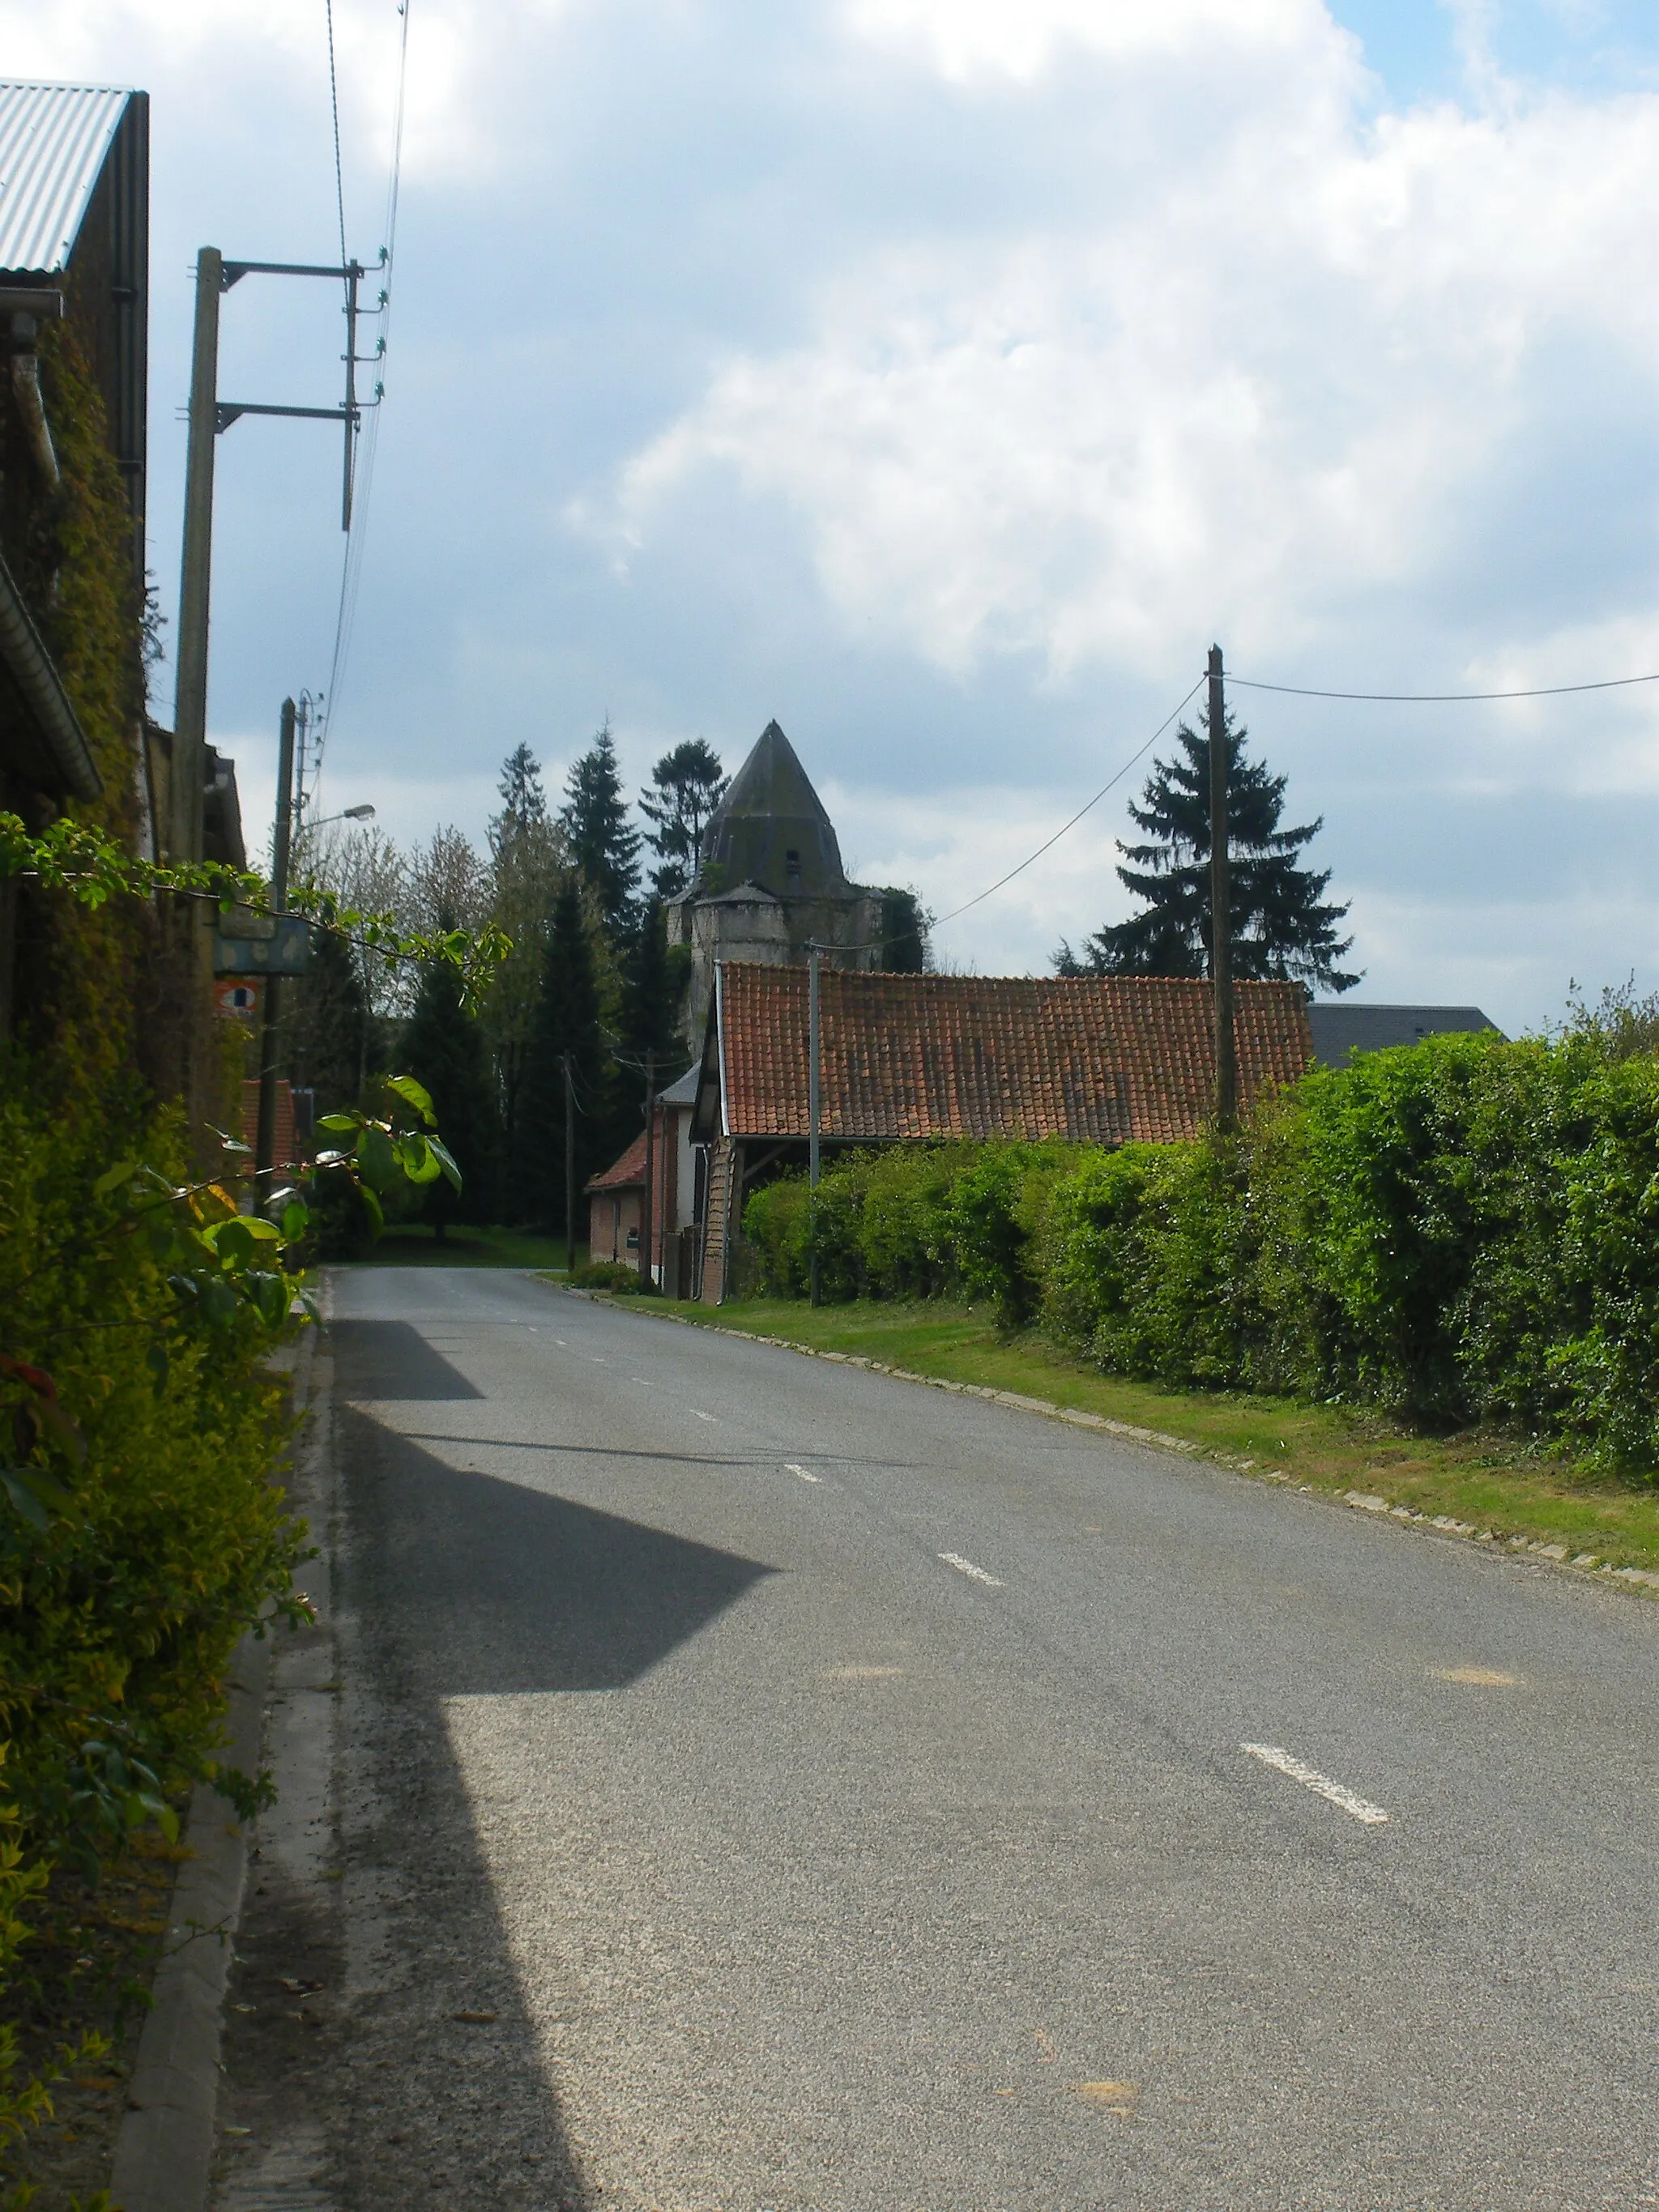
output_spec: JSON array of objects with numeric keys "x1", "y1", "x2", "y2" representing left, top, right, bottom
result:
[{"x1": 216, "y1": 1266, "x2": 1659, "y2": 2212}]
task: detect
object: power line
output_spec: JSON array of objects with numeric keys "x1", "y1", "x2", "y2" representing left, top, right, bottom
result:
[
  {"x1": 931, "y1": 676, "x2": 1205, "y2": 931},
  {"x1": 1230, "y1": 671, "x2": 1659, "y2": 704},
  {"x1": 312, "y1": 0, "x2": 412, "y2": 808},
  {"x1": 325, "y1": 0, "x2": 348, "y2": 271}
]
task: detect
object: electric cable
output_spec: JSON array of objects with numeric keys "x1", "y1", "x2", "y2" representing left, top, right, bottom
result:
[
  {"x1": 311, "y1": 0, "x2": 412, "y2": 810},
  {"x1": 1230, "y1": 670, "x2": 1659, "y2": 703},
  {"x1": 929, "y1": 675, "x2": 1205, "y2": 931},
  {"x1": 325, "y1": 0, "x2": 348, "y2": 272}
]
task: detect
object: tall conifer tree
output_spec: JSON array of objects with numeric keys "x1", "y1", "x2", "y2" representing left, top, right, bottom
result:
[
  {"x1": 560, "y1": 720, "x2": 640, "y2": 936},
  {"x1": 1056, "y1": 715, "x2": 1358, "y2": 995},
  {"x1": 522, "y1": 884, "x2": 606, "y2": 1234},
  {"x1": 640, "y1": 739, "x2": 727, "y2": 899},
  {"x1": 403, "y1": 934, "x2": 500, "y2": 1233},
  {"x1": 484, "y1": 745, "x2": 569, "y2": 1208}
]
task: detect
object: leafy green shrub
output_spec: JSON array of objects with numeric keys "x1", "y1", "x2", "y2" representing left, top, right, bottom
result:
[
  {"x1": 571, "y1": 1259, "x2": 657, "y2": 1293},
  {"x1": 0, "y1": 1072, "x2": 305, "y2": 1874},
  {"x1": 732, "y1": 1019, "x2": 1659, "y2": 1474},
  {"x1": 742, "y1": 1177, "x2": 812, "y2": 1297}
]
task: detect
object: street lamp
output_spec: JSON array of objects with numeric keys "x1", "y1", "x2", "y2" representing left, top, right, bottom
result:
[{"x1": 305, "y1": 802, "x2": 375, "y2": 829}]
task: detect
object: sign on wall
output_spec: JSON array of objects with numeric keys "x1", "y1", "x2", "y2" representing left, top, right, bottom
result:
[{"x1": 212, "y1": 917, "x2": 311, "y2": 977}]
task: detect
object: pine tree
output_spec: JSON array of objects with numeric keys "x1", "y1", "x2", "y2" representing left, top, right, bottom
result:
[
  {"x1": 619, "y1": 898, "x2": 691, "y2": 1064},
  {"x1": 484, "y1": 745, "x2": 570, "y2": 1208},
  {"x1": 560, "y1": 719, "x2": 640, "y2": 935},
  {"x1": 1056, "y1": 715, "x2": 1358, "y2": 995},
  {"x1": 639, "y1": 739, "x2": 727, "y2": 899},
  {"x1": 495, "y1": 742, "x2": 548, "y2": 842},
  {"x1": 286, "y1": 927, "x2": 371, "y2": 1116},
  {"x1": 520, "y1": 884, "x2": 606, "y2": 1234},
  {"x1": 403, "y1": 936, "x2": 501, "y2": 1234}
]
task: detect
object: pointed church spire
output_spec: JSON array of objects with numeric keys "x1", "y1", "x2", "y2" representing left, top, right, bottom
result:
[{"x1": 693, "y1": 721, "x2": 850, "y2": 898}]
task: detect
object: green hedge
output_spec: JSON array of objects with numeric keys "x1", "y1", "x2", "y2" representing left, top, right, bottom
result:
[
  {"x1": 0, "y1": 1067, "x2": 305, "y2": 1870},
  {"x1": 741, "y1": 1024, "x2": 1659, "y2": 1474}
]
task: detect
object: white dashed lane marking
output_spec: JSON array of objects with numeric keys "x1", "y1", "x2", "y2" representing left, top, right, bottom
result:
[
  {"x1": 1242, "y1": 1743, "x2": 1390, "y2": 1826},
  {"x1": 940, "y1": 1552, "x2": 1004, "y2": 1588},
  {"x1": 632, "y1": 1378, "x2": 653, "y2": 1387},
  {"x1": 786, "y1": 1463, "x2": 821, "y2": 1484}
]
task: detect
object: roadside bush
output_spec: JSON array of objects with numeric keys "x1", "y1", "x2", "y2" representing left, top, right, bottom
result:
[
  {"x1": 571, "y1": 1259, "x2": 658, "y2": 1294},
  {"x1": 737, "y1": 1016, "x2": 1659, "y2": 1475},
  {"x1": 0, "y1": 1066, "x2": 305, "y2": 1875},
  {"x1": 743, "y1": 1177, "x2": 812, "y2": 1297}
]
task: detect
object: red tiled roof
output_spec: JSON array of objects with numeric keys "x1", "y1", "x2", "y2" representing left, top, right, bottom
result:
[
  {"x1": 586, "y1": 1131, "x2": 647, "y2": 1192},
  {"x1": 714, "y1": 965, "x2": 1311, "y2": 1144}
]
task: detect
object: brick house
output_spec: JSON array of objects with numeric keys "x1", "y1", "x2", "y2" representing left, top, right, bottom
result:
[
  {"x1": 584, "y1": 1065, "x2": 703, "y2": 1293},
  {"x1": 687, "y1": 964, "x2": 1312, "y2": 1303}
]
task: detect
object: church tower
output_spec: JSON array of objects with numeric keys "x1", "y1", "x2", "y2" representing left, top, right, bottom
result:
[{"x1": 667, "y1": 721, "x2": 889, "y2": 1042}]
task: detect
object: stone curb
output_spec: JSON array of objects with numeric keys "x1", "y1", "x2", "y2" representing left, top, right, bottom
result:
[
  {"x1": 575, "y1": 1289, "x2": 1659, "y2": 1600},
  {"x1": 109, "y1": 1327, "x2": 318, "y2": 2212}
]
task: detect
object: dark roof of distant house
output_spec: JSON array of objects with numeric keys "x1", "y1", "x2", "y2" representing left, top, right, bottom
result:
[
  {"x1": 702, "y1": 965, "x2": 1311, "y2": 1144},
  {"x1": 658, "y1": 1063, "x2": 700, "y2": 1106},
  {"x1": 692, "y1": 722, "x2": 851, "y2": 901},
  {"x1": 586, "y1": 1131, "x2": 647, "y2": 1194},
  {"x1": 1306, "y1": 1003, "x2": 1503, "y2": 1067},
  {"x1": 585, "y1": 1071, "x2": 698, "y2": 1191}
]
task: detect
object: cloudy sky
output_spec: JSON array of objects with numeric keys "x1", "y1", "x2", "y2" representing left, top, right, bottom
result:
[{"x1": 12, "y1": 0, "x2": 1659, "y2": 1027}]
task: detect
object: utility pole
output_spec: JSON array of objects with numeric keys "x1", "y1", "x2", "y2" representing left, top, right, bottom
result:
[
  {"x1": 639, "y1": 1050, "x2": 656, "y2": 1289},
  {"x1": 171, "y1": 246, "x2": 223, "y2": 863},
  {"x1": 1208, "y1": 642, "x2": 1237, "y2": 1132},
  {"x1": 170, "y1": 249, "x2": 371, "y2": 865},
  {"x1": 254, "y1": 697, "x2": 297, "y2": 1185},
  {"x1": 808, "y1": 944, "x2": 821, "y2": 1307},
  {"x1": 562, "y1": 1053, "x2": 577, "y2": 1277}
]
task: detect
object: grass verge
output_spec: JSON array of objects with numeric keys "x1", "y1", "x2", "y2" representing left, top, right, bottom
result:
[
  {"x1": 348, "y1": 1226, "x2": 582, "y2": 1270},
  {"x1": 616, "y1": 1294, "x2": 1659, "y2": 1577}
]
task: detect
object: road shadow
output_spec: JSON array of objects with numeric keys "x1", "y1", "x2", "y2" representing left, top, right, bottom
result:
[
  {"x1": 341, "y1": 1406, "x2": 776, "y2": 1695},
  {"x1": 295, "y1": 1349, "x2": 779, "y2": 2205},
  {"x1": 328, "y1": 1319, "x2": 484, "y2": 1400}
]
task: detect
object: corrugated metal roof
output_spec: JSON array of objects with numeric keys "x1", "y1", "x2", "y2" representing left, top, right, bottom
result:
[{"x1": 0, "y1": 81, "x2": 132, "y2": 277}]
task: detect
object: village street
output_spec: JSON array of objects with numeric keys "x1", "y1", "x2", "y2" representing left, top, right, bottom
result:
[{"x1": 213, "y1": 1268, "x2": 1659, "y2": 2212}]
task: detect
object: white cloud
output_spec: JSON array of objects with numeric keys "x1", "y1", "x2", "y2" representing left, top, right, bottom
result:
[
  {"x1": 614, "y1": 55, "x2": 1659, "y2": 698},
  {"x1": 842, "y1": 0, "x2": 1323, "y2": 82},
  {"x1": 10, "y1": 0, "x2": 1659, "y2": 1025}
]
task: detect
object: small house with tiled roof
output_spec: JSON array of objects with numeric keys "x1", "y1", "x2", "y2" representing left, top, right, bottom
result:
[
  {"x1": 584, "y1": 1063, "x2": 702, "y2": 1293},
  {"x1": 689, "y1": 963, "x2": 1311, "y2": 1302}
]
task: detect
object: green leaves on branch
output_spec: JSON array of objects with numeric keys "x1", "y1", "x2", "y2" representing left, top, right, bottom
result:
[
  {"x1": 0, "y1": 812, "x2": 511, "y2": 1011},
  {"x1": 0, "y1": 1074, "x2": 465, "y2": 1542},
  {"x1": 316, "y1": 1079, "x2": 462, "y2": 1205}
]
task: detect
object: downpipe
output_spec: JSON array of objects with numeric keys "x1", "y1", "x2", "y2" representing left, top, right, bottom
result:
[{"x1": 8, "y1": 308, "x2": 61, "y2": 490}]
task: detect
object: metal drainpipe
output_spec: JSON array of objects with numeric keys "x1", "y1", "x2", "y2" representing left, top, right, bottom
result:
[{"x1": 9, "y1": 314, "x2": 61, "y2": 490}]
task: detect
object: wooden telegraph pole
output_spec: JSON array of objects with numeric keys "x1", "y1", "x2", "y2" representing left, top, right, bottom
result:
[
  {"x1": 1208, "y1": 642, "x2": 1237, "y2": 1132},
  {"x1": 254, "y1": 696, "x2": 297, "y2": 1183},
  {"x1": 172, "y1": 248, "x2": 222, "y2": 866},
  {"x1": 639, "y1": 1049, "x2": 656, "y2": 1289},
  {"x1": 808, "y1": 944, "x2": 821, "y2": 1307},
  {"x1": 562, "y1": 1052, "x2": 577, "y2": 1277}
]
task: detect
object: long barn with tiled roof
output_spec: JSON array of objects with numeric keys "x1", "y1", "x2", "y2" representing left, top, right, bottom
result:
[{"x1": 689, "y1": 963, "x2": 1311, "y2": 1302}]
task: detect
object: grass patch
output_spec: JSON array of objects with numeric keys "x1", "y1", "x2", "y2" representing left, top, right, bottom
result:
[
  {"x1": 630, "y1": 1294, "x2": 1659, "y2": 1575},
  {"x1": 349, "y1": 1226, "x2": 582, "y2": 1270}
]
